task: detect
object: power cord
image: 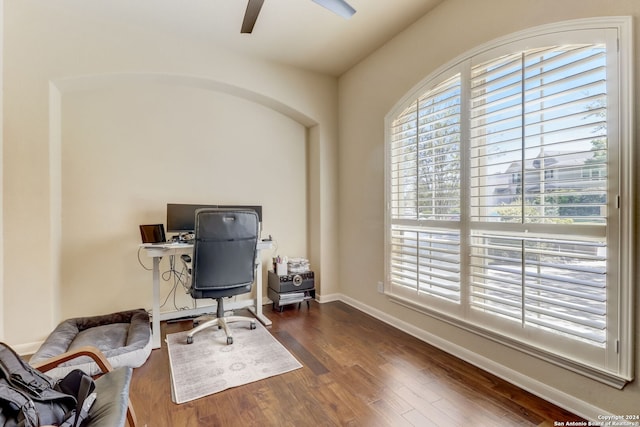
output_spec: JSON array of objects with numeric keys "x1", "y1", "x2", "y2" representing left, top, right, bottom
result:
[
  {"x1": 136, "y1": 247, "x2": 153, "y2": 271},
  {"x1": 140, "y1": 241, "x2": 260, "y2": 315},
  {"x1": 159, "y1": 255, "x2": 190, "y2": 311}
]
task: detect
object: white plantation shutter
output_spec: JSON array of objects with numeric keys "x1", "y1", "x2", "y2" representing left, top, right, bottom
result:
[
  {"x1": 385, "y1": 19, "x2": 633, "y2": 385},
  {"x1": 470, "y1": 44, "x2": 608, "y2": 225},
  {"x1": 389, "y1": 101, "x2": 417, "y2": 220},
  {"x1": 389, "y1": 75, "x2": 461, "y2": 303},
  {"x1": 469, "y1": 233, "x2": 606, "y2": 345},
  {"x1": 390, "y1": 227, "x2": 461, "y2": 302},
  {"x1": 468, "y1": 43, "x2": 609, "y2": 347}
]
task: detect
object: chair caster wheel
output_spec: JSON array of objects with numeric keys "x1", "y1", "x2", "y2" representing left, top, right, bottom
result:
[
  {"x1": 250, "y1": 322, "x2": 256, "y2": 330},
  {"x1": 186, "y1": 336, "x2": 193, "y2": 344},
  {"x1": 226, "y1": 337, "x2": 233, "y2": 345}
]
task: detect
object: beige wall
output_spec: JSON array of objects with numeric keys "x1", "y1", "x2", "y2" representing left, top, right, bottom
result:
[
  {"x1": 2, "y1": 1, "x2": 339, "y2": 349},
  {"x1": 338, "y1": 0, "x2": 638, "y2": 417},
  {"x1": 60, "y1": 83, "x2": 308, "y2": 315},
  {"x1": 3, "y1": 0, "x2": 638, "y2": 419}
]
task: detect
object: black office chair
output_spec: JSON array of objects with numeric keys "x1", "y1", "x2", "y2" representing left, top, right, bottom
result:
[{"x1": 181, "y1": 208, "x2": 259, "y2": 345}]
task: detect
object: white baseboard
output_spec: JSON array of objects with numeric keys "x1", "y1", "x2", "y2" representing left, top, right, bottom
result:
[
  {"x1": 14, "y1": 341, "x2": 43, "y2": 357},
  {"x1": 322, "y1": 293, "x2": 611, "y2": 422},
  {"x1": 316, "y1": 292, "x2": 341, "y2": 303}
]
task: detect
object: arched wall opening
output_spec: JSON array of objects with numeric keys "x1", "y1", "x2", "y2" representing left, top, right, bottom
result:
[{"x1": 48, "y1": 73, "x2": 325, "y2": 319}]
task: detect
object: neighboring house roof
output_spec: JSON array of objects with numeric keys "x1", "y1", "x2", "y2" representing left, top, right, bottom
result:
[
  {"x1": 490, "y1": 149, "x2": 604, "y2": 195},
  {"x1": 503, "y1": 150, "x2": 597, "y2": 174}
]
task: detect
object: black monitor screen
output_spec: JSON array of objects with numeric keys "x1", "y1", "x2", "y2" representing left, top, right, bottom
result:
[
  {"x1": 166, "y1": 203, "x2": 262, "y2": 233},
  {"x1": 166, "y1": 204, "x2": 217, "y2": 233}
]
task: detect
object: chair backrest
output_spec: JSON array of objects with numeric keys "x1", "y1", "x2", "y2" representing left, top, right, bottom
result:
[{"x1": 190, "y1": 208, "x2": 259, "y2": 292}]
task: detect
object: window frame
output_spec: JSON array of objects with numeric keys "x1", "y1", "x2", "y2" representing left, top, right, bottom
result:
[{"x1": 384, "y1": 17, "x2": 634, "y2": 388}]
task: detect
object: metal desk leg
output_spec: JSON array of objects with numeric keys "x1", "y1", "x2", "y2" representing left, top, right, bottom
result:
[
  {"x1": 248, "y1": 256, "x2": 272, "y2": 326},
  {"x1": 151, "y1": 256, "x2": 162, "y2": 349}
]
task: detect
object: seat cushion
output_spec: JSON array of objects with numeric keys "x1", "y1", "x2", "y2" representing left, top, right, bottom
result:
[
  {"x1": 30, "y1": 309, "x2": 152, "y2": 379},
  {"x1": 69, "y1": 323, "x2": 129, "y2": 352},
  {"x1": 87, "y1": 367, "x2": 132, "y2": 427},
  {"x1": 190, "y1": 283, "x2": 252, "y2": 299}
]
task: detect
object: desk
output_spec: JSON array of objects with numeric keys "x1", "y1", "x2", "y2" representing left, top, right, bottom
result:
[{"x1": 141, "y1": 240, "x2": 273, "y2": 349}]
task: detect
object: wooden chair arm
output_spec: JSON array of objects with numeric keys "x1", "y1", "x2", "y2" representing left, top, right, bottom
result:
[
  {"x1": 31, "y1": 346, "x2": 138, "y2": 427},
  {"x1": 31, "y1": 345, "x2": 114, "y2": 374}
]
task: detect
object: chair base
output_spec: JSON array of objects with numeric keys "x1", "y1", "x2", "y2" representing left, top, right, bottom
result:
[{"x1": 186, "y1": 314, "x2": 256, "y2": 345}]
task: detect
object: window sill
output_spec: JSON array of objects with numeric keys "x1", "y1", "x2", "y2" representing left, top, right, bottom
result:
[{"x1": 387, "y1": 293, "x2": 632, "y2": 389}]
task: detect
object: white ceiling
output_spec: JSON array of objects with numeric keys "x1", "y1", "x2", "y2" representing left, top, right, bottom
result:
[{"x1": 43, "y1": 0, "x2": 444, "y2": 76}]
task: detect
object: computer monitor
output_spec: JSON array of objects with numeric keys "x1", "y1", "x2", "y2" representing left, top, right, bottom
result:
[
  {"x1": 166, "y1": 203, "x2": 262, "y2": 233},
  {"x1": 166, "y1": 204, "x2": 218, "y2": 233}
]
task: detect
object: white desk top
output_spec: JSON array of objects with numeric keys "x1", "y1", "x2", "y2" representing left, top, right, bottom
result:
[
  {"x1": 140, "y1": 242, "x2": 192, "y2": 249},
  {"x1": 140, "y1": 240, "x2": 273, "y2": 256}
]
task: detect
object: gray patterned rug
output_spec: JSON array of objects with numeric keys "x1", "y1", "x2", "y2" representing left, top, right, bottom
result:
[{"x1": 166, "y1": 321, "x2": 302, "y2": 404}]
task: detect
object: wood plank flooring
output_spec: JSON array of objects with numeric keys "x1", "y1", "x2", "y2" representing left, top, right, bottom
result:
[{"x1": 130, "y1": 301, "x2": 584, "y2": 426}]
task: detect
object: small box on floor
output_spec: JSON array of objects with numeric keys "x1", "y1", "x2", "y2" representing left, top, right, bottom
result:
[
  {"x1": 268, "y1": 271, "x2": 314, "y2": 293},
  {"x1": 268, "y1": 271, "x2": 315, "y2": 312}
]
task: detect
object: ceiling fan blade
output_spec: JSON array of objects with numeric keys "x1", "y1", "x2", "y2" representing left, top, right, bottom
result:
[
  {"x1": 311, "y1": 0, "x2": 356, "y2": 19},
  {"x1": 241, "y1": 0, "x2": 264, "y2": 33}
]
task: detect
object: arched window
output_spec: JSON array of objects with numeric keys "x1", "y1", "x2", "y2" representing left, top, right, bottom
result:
[{"x1": 385, "y1": 17, "x2": 633, "y2": 387}]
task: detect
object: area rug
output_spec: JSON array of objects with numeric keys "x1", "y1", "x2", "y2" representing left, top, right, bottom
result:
[{"x1": 166, "y1": 322, "x2": 302, "y2": 404}]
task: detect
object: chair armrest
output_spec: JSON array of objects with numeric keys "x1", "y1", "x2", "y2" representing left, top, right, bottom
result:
[
  {"x1": 32, "y1": 345, "x2": 114, "y2": 374},
  {"x1": 31, "y1": 346, "x2": 138, "y2": 427}
]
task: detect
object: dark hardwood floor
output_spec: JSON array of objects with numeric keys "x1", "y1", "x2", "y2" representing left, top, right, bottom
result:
[{"x1": 130, "y1": 301, "x2": 584, "y2": 426}]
